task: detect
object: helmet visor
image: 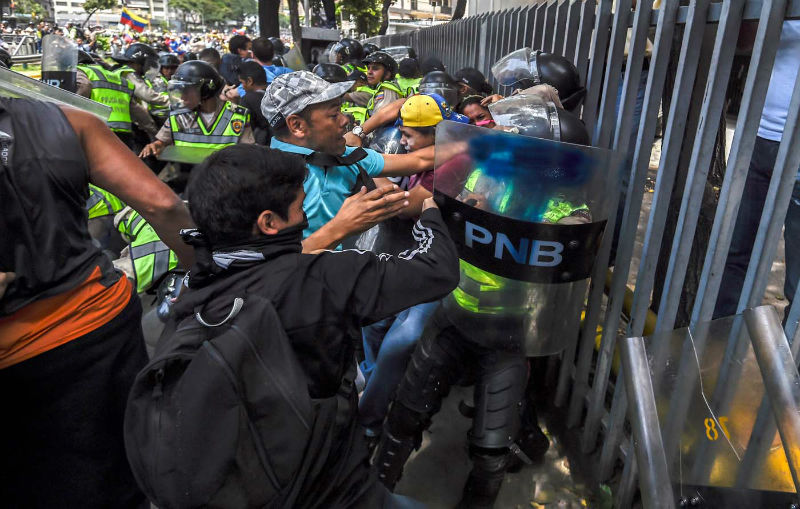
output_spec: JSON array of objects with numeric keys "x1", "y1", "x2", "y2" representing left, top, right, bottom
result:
[
  {"x1": 488, "y1": 94, "x2": 560, "y2": 141},
  {"x1": 491, "y1": 47, "x2": 538, "y2": 87},
  {"x1": 418, "y1": 83, "x2": 458, "y2": 109},
  {"x1": 167, "y1": 80, "x2": 201, "y2": 111},
  {"x1": 368, "y1": 127, "x2": 408, "y2": 154}
]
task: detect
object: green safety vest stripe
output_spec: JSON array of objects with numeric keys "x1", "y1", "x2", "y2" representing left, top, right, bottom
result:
[
  {"x1": 130, "y1": 239, "x2": 169, "y2": 258},
  {"x1": 86, "y1": 186, "x2": 125, "y2": 219},
  {"x1": 145, "y1": 76, "x2": 170, "y2": 115},
  {"x1": 169, "y1": 102, "x2": 249, "y2": 150},
  {"x1": 366, "y1": 81, "x2": 406, "y2": 113},
  {"x1": 130, "y1": 239, "x2": 178, "y2": 293},
  {"x1": 79, "y1": 64, "x2": 134, "y2": 133}
]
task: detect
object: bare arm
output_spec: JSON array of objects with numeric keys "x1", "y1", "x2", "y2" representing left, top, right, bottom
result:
[
  {"x1": 380, "y1": 145, "x2": 435, "y2": 177},
  {"x1": 61, "y1": 106, "x2": 195, "y2": 266},
  {"x1": 301, "y1": 184, "x2": 409, "y2": 252}
]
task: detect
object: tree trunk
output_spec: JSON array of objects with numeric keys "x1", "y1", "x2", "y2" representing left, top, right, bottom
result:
[
  {"x1": 258, "y1": 0, "x2": 281, "y2": 37},
  {"x1": 81, "y1": 8, "x2": 99, "y2": 29},
  {"x1": 451, "y1": 0, "x2": 466, "y2": 20},
  {"x1": 289, "y1": 0, "x2": 303, "y2": 47},
  {"x1": 378, "y1": 0, "x2": 392, "y2": 35}
]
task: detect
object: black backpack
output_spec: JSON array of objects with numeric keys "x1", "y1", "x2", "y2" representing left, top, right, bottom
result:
[{"x1": 124, "y1": 294, "x2": 314, "y2": 508}]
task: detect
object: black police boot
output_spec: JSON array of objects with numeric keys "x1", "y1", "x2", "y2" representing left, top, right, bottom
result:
[
  {"x1": 374, "y1": 427, "x2": 417, "y2": 491},
  {"x1": 457, "y1": 448, "x2": 511, "y2": 509}
]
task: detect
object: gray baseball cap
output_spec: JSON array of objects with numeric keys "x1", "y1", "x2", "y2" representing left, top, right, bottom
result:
[{"x1": 261, "y1": 70, "x2": 355, "y2": 129}]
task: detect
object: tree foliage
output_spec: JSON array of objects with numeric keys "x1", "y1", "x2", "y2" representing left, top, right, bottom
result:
[
  {"x1": 339, "y1": 0, "x2": 382, "y2": 36},
  {"x1": 170, "y1": 0, "x2": 256, "y2": 27},
  {"x1": 81, "y1": 0, "x2": 117, "y2": 27},
  {"x1": 14, "y1": 0, "x2": 47, "y2": 20}
]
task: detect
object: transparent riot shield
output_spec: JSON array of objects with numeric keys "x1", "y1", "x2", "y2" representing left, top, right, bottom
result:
[
  {"x1": 41, "y1": 34, "x2": 78, "y2": 93},
  {"x1": 383, "y1": 46, "x2": 415, "y2": 62},
  {"x1": 283, "y1": 45, "x2": 307, "y2": 71},
  {"x1": 0, "y1": 66, "x2": 111, "y2": 120},
  {"x1": 620, "y1": 305, "x2": 800, "y2": 507},
  {"x1": 433, "y1": 121, "x2": 616, "y2": 356},
  {"x1": 158, "y1": 145, "x2": 218, "y2": 165}
]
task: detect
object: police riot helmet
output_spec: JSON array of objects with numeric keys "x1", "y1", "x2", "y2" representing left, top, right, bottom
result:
[
  {"x1": 488, "y1": 94, "x2": 589, "y2": 145},
  {"x1": 419, "y1": 70, "x2": 459, "y2": 108},
  {"x1": 171, "y1": 60, "x2": 224, "y2": 101},
  {"x1": 115, "y1": 42, "x2": 159, "y2": 70},
  {"x1": 331, "y1": 38, "x2": 364, "y2": 64},
  {"x1": 184, "y1": 52, "x2": 198, "y2": 62},
  {"x1": 0, "y1": 48, "x2": 10, "y2": 69},
  {"x1": 77, "y1": 49, "x2": 95, "y2": 65},
  {"x1": 363, "y1": 51, "x2": 398, "y2": 80},
  {"x1": 368, "y1": 127, "x2": 408, "y2": 155},
  {"x1": 362, "y1": 42, "x2": 381, "y2": 57},
  {"x1": 492, "y1": 48, "x2": 585, "y2": 111},
  {"x1": 159, "y1": 53, "x2": 180, "y2": 68},
  {"x1": 268, "y1": 37, "x2": 287, "y2": 55},
  {"x1": 313, "y1": 62, "x2": 349, "y2": 83},
  {"x1": 398, "y1": 57, "x2": 421, "y2": 78}
]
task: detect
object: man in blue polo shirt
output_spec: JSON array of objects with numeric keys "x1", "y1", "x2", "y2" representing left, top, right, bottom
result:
[{"x1": 262, "y1": 71, "x2": 437, "y2": 251}]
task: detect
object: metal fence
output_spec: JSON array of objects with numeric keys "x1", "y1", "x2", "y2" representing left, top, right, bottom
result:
[{"x1": 368, "y1": 0, "x2": 800, "y2": 505}]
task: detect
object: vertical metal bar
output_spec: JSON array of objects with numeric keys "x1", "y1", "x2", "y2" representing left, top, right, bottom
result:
[
  {"x1": 554, "y1": 280, "x2": 590, "y2": 406},
  {"x1": 581, "y1": 0, "x2": 654, "y2": 452},
  {"x1": 689, "y1": 0, "x2": 787, "y2": 327},
  {"x1": 593, "y1": 0, "x2": 678, "y2": 475},
  {"x1": 552, "y1": 0, "x2": 570, "y2": 54},
  {"x1": 614, "y1": 447, "x2": 640, "y2": 509},
  {"x1": 573, "y1": 0, "x2": 596, "y2": 84},
  {"x1": 523, "y1": 5, "x2": 536, "y2": 51},
  {"x1": 591, "y1": 0, "x2": 632, "y2": 149},
  {"x1": 478, "y1": 16, "x2": 489, "y2": 73},
  {"x1": 598, "y1": 373, "x2": 628, "y2": 478},
  {"x1": 580, "y1": 0, "x2": 613, "y2": 136},
  {"x1": 620, "y1": 336, "x2": 675, "y2": 509},
  {"x1": 534, "y1": 2, "x2": 547, "y2": 52},
  {"x1": 655, "y1": 0, "x2": 746, "y2": 332},
  {"x1": 562, "y1": 0, "x2": 582, "y2": 61},
  {"x1": 744, "y1": 306, "x2": 800, "y2": 495},
  {"x1": 542, "y1": 0, "x2": 558, "y2": 51},
  {"x1": 731, "y1": 63, "x2": 800, "y2": 487}
]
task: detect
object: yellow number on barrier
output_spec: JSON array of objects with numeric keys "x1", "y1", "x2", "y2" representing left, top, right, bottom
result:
[
  {"x1": 704, "y1": 416, "x2": 731, "y2": 441},
  {"x1": 719, "y1": 416, "x2": 731, "y2": 440},
  {"x1": 704, "y1": 418, "x2": 719, "y2": 441}
]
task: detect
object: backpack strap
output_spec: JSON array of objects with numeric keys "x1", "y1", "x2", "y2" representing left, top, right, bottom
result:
[
  {"x1": 303, "y1": 148, "x2": 376, "y2": 194},
  {"x1": 194, "y1": 297, "x2": 245, "y2": 327}
]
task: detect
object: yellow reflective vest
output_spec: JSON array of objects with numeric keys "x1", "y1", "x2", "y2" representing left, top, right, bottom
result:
[
  {"x1": 117, "y1": 209, "x2": 179, "y2": 294},
  {"x1": 86, "y1": 185, "x2": 126, "y2": 219},
  {"x1": 78, "y1": 64, "x2": 134, "y2": 133},
  {"x1": 145, "y1": 74, "x2": 170, "y2": 120},
  {"x1": 169, "y1": 101, "x2": 250, "y2": 150}
]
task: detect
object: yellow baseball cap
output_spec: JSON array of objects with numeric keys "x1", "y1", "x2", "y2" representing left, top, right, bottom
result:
[{"x1": 396, "y1": 93, "x2": 469, "y2": 128}]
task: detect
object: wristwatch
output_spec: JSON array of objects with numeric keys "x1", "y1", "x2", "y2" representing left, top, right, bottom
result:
[{"x1": 352, "y1": 125, "x2": 365, "y2": 139}]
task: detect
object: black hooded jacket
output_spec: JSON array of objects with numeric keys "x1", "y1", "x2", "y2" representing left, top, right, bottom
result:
[{"x1": 166, "y1": 207, "x2": 459, "y2": 507}]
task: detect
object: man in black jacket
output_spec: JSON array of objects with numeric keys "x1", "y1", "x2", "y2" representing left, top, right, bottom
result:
[{"x1": 171, "y1": 144, "x2": 460, "y2": 507}]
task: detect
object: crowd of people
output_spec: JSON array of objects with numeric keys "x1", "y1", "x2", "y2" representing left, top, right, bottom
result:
[{"x1": 1, "y1": 18, "x2": 798, "y2": 509}]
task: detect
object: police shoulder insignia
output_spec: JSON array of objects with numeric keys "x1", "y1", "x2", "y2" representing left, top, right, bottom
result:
[
  {"x1": 374, "y1": 93, "x2": 385, "y2": 103},
  {"x1": 231, "y1": 119, "x2": 244, "y2": 134}
]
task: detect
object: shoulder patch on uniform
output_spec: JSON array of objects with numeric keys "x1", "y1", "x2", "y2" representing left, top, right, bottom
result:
[
  {"x1": 374, "y1": 93, "x2": 385, "y2": 103},
  {"x1": 231, "y1": 119, "x2": 244, "y2": 134}
]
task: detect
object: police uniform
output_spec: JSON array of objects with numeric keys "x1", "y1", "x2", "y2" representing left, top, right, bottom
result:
[
  {"x1": 116, "y1": 208, "x2": 179, "y2": 294},
  {"x1": 366, "y1": 80, "x2": 405, "y2": 117},
  {"x1": 77, "y1": 64, "x2": 135, "y2": 133},
  {"x1": 375, "y1": 169, "x2": 590, "y2": 506},
  {"x1": 144, "y1": 74, "x2": 170, "y2": 122},
  {"x1": 155, "y1": 101, "x2": 255, "y2": 148},
  {"x1": 396, "y1": 76, "x2": 422, "y2": 97}
]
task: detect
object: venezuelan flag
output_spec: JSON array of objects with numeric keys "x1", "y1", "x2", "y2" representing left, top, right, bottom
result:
[{"x1": 120, "y1": 8, "x2": 148, "y2": 33}]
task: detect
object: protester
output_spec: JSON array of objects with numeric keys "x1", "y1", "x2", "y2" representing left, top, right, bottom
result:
[
  {"x1": 715, "y1": 20, "x2": 800, "y2": 320},
  {"x1": 0, "y1": 97, "x2": 193, "y2": 508},
  {"x1": 358, "y1": 93, "x2": 469, "y2": 445},
  {"x1": 219, "y1": 34, "x2": 251, "y2": 85},
  {"x1": 262, "y1": 71, "x2": 439, "y2": 250},
  {"x1": 237, "y1": 61, "x2": 270, "y2": 144},
  {"x1": 139, "y1": 142, "x2": 459, "y2": 507},
  {"x1": 198, "y1": 47, "x2": 222, "y2": 70}
]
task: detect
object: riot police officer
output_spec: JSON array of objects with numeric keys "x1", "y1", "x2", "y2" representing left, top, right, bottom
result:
[
  {"x1": 146, "y1": 53, "x2": 179, "y2": 122},
  {"x1": 113, "y1": 43, "x2": 171, "y2": 112},
  {"x1": 139, "y1": 60, "x2": 253, "y2": 159},
  {"x1": 374, "y1": 97, "x2": 597, "y2": 509}
]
